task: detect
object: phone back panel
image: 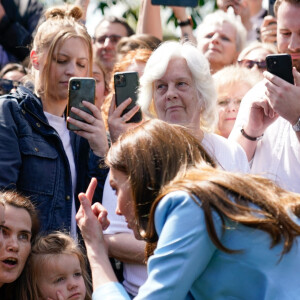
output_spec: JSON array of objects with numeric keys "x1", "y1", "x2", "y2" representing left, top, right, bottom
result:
[
  {"x1": 67, "y1": 77, "x2": 95, "y2": 131},
  {"x1": 114, "y1": 71, "x2": 142, "y2": 123},
  {"x1": 266, "y1": 54, "x2": 294, "y2": 85}
]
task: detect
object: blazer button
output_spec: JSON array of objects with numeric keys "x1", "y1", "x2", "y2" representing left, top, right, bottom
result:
[
  {"x1": 66, "y1": 195, "x2": 71, "y2": 201},
  {"x1": 22, "y1": 109, "x2": 26, "y2": 114},
  {"x1": 36, "y1": 122, "x2": 41, "y2": 127},
  {"x1": 34, "y1": 147, "x2": 39, "y2": 152}
]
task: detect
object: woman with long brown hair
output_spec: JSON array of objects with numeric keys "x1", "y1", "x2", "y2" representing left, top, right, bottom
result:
[{"x1": 77, "y1": 118, "x2": 300, "y2": 299}]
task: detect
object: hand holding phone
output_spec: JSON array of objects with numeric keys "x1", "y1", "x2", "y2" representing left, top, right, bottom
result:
[
  {"x1": 67, "y1": 77, "x2": 96, "y2": 131},
  {"x1": 266, "y1": 54, "x2": 294, "y2": 85},
  {"x1": 114, "y1": 71, "x2": 142, "y2": 123}
]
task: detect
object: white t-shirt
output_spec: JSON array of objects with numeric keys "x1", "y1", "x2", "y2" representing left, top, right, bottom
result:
[
  {"x1": 44, "y1": 112, "x2": 77, "y2": 238},
  {"x1": 230, "y1": 81, "x2": 300, "y2": 193},
  {"x1": 103, "y1": 133, "x2": 250, "y2": 295}
]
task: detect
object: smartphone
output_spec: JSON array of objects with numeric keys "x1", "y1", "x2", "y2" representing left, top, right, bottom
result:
[
  {"x1": 268, "y1": 0, "x2": 276, "y2": 16},
  {"x1": 151, "y1": 0, "x2": 198, "y2": 7},
  {"x1": 266, "y1": 54, "x2": 294, "y2": 85},
  {"x1": 67, "y1": 77, "x2": 96, "y2": 131},
  {"x1": 114, "y1": 71, "x2": 142, "y2": 123}
]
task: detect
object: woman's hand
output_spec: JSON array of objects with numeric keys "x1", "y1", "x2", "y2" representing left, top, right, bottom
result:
[
  {"x1": 108, "y1": 95, "x2": 142, "y2": 143},
  {"x1": 76, "y1": 178, "x2": 110, "y2": 245},
  {"x1": 67, "y1": 101, "x2": 109, "y2": 157}
]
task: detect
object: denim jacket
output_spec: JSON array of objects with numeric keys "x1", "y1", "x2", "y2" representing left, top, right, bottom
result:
[{"x1": 0, "y1": 86, "x2": 108, "y2": 232}]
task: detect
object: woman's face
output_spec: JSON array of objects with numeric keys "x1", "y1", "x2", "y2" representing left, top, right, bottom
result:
[
  {"x1": 198, "y1": 22, "x2": 238, "y2": 73},
  {"x1": 0, "y1": 204, "x2": 4, "y2": 249},
  {"x1": 109, "y1": 168, "x2": 141, "y2": 239},
  {"x1": 217, "y1": 82, "x2": 251, "y2": 138},
  {"x1": 153, "y1": 57, "x2": 200, "y2": 127},
  {"x1": 0, "y1": 205, "x2": 32, "y2": 286},
  {"x1": 93, "y1": 63, "x2": 106, "y2": 109},
  {"x1": 44, "y1": 37, "x2": 90, "y2": 103}
]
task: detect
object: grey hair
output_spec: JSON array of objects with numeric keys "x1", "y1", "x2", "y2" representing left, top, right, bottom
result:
[
  {"x1": 196, "y1": 9, "x2": 247, "y2": 53},
  {"x1": 138, "y1": 41, "x2": 218, "y2": 132}
]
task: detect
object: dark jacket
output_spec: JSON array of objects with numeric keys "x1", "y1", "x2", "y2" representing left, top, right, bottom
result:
[
  {"x1": 0, "y1": 0, "x2": 44, "y2": 67},
  {"x1": 0, "y1": 86, "x2": 108, "y2": 233}
]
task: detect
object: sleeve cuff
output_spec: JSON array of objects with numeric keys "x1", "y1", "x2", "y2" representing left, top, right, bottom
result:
[{"x1": 93, "y1": 282, "x2": 131, "y2": 300}]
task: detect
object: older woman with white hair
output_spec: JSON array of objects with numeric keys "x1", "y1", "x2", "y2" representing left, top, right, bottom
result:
[
  {"x1": 138, "y1": 41, "x2": 249, "y2": 172},
  {"x1": 197, "y1": 9, "x2": 247, "y2": 74}
]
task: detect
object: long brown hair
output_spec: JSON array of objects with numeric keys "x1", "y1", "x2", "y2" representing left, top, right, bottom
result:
[
  {"x1": 106, "y1": 119, "x2": 216, "y2": 237},
  {"x1": 149, "y1": 166, "x2": 300, "y2": 257}
]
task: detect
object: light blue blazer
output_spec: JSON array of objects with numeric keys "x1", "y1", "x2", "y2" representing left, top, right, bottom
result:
[{"x1": 93, "y1": 191, "x2": 300, "y2": 300}]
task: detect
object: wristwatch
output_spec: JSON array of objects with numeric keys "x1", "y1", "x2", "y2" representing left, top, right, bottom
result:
[
  {"x1": 178, "y1": 16, "x2": 194, "y2": 28},
  {"x1": 292, "y1": 117, "x2": 300, "y2": 132}
]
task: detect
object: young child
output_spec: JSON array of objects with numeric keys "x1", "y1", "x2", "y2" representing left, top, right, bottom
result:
[{"x1": 27, "y1": 232, "x2": 92, "y2": 300}]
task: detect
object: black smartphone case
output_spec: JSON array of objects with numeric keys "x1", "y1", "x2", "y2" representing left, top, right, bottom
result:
[
  {"x1": 266, "y1": 54, "x2": 294, "y2": 85},
  {"x1": 151, "y1": 0, "x2": 198, "y2": 7},
  {"x1": 67, "y1": 77, "x2": 95, "y2": 131},
  {"x1": 114, "y1": 71, "x2": 142, "y2": 123}
]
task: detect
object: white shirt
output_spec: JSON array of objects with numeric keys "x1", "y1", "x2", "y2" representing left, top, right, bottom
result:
[
  {"x1": 230, "y1": 81, "x2": 300, "y2": 193},
  {"x1": 44, "y1": 112, "x2": 77, "y2": 238}
]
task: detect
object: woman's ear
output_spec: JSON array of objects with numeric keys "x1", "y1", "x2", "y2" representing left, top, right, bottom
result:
[{"x1": 30, "y1": 50, "x2": 40, "y2": 70}]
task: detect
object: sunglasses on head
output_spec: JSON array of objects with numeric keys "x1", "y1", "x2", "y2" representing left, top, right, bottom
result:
[
  {"x1": 238, "y1": 59, "x2": 267, "y2": 69},
  {"x1": 0, "y1": 78, "x2": 21, "y2": 95}
]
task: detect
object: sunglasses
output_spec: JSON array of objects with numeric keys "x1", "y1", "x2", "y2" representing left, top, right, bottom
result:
[
  {"x1": 238, "y1": 59, "x2": 267, "y2": 69},
  {"x1": 94, "y1": 34, "x2": 122, "y2": 45},
  {"x1": 0, "y1": 78, "x2": 21, "y2": 95}
]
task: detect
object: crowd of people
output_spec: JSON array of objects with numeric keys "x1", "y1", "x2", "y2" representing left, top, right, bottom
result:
[{"x1": 0, "y1": 0, "x2": 300, "y2": 299}]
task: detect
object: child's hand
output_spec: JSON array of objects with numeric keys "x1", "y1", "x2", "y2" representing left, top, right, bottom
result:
[{"x1": 47, "y1": 290, "x2": 65, "y2": 300}]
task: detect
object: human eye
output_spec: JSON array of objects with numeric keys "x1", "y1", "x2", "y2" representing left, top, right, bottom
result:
[
  {"x1": 280, "y1": 30, "x2": 291, "y2": 37},
  {"x1": 74, "y1": 271, "x2": 82, "y2": 278},
  {"x1": 218, "y1": 99, "x2": 229, "y2": 106},
  {"x1": 77, "y1": 61, "x2": 87, "y2": 69},
  {"x1": 177, "y1": 81, "x2": 188, "y2": 87},
  {"x1": 18, "y1": 232, "x2": 30, "y2": 241},
  {"x1": 221, "y1": 35, "x2": 230, "y2": 41},
  {"x1": 205, "y1": 33, "x2": 214, "y2": 39},
  {"x1": 156, "y1": 81, "x2": 167, "y2": 90},
  {"x1": 54, "y1": 277, "x2": 65, "y2": 284}
]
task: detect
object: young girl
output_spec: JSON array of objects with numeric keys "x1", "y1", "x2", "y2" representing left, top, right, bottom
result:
[
  {"x1": 27, "y1": 232, "x2": 92, "y2": 300},
  {"x1": 0, "y1": 5, "x2": 109, "y2": 236}
]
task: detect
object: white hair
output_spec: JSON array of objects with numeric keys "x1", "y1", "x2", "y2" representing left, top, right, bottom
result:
[
  {"x1": 197, "y1": 9, "x2": 247, "y2": 53},
  {"x1": 138, "y1": 41, "x2": 218, "y2": 132}
]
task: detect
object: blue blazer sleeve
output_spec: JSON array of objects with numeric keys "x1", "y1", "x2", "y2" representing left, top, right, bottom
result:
[
  {"x1": 135, "y1": 191, "x2": 218, "y2": 299},
  {"x1": 92, "y1": 191, "x2": 221, "y2": 300}
]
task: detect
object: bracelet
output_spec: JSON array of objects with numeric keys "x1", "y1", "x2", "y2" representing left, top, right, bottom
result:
[
  {"x1": 241, "y1": 128, "x2": 264, "y2": 141},
  {"x1": 178, "y1": 16, "x2": 193, "y2": 27}
]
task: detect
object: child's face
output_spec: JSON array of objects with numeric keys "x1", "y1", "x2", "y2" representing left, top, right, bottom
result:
[{"x1": 37, "y1": 253, "x2": 87, "y2": 300}]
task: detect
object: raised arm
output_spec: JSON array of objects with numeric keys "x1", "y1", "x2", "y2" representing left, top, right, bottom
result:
[{"x1": 137, "y1": 0, "x2": 163, "y2": 40}]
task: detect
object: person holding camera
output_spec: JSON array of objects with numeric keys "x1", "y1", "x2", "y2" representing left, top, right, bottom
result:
[
  {"x1": 229, "y1": 0, "x2": 300, "y2": 193},
  {"x1": 0, "y1": 5, "x2": 109, "y2": 236}
]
